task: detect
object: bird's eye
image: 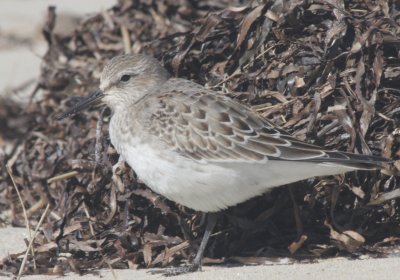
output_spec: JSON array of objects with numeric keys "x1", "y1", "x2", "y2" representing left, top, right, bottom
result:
[{"x1": 120, "y1": 74, "x2": 131, "y2": 82}]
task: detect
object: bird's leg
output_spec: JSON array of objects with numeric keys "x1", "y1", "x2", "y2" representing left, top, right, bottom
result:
[
  {"x1": 192, "y1": 212, "x2": 218, "y2": 271},
  {"x1": 166, "y1": 212, "x2": 219, "y2": 276}
]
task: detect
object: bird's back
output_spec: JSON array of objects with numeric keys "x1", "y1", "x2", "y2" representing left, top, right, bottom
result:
[{"x1": 137, "y1": 77, "x2": 389, "y2": 170}]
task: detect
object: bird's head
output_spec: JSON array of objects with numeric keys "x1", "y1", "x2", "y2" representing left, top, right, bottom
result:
[{"x1": 57, "y1": 54, "x2": 170, "y2": 119}]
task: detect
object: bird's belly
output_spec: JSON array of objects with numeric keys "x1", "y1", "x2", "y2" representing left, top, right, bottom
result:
[
  {"x1": 120, "y1": 142, "x2": 237, "y2": 211},
  {"x1": 119, "y1": 141, "x2": 263, "y2": 212},
  {"x1": 117, "y1": 141, "x2": 354, "y2": 212}
]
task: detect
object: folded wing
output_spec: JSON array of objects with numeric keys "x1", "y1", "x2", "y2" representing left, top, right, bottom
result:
[{"x1": 140, "y1": 78, "x2": 388, "y2": 170}]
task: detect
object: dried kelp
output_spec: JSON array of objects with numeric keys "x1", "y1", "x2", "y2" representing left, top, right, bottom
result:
[{"x1": 1, "y1": 0, "x2": 400, "y2": 276}]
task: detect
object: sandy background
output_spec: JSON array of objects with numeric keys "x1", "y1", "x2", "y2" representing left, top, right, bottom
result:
[
  {"x1": 0, "y1": 0, "x2": 115, "y2": 100},
  {"x1": 1, "y1": 0, "x2": 400, "y2": 279}
]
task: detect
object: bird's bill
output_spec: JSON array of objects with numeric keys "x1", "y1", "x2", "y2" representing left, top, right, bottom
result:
[{"x1": 56, "y1": 89, "x2": 104, "y2": 120}]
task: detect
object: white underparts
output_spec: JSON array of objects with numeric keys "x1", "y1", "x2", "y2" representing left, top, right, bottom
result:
[{"x1": 116, "y1": 138, "x2": 356, "y2": 212}]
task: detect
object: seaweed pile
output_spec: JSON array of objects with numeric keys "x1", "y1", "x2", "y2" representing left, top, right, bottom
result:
[{"x1": 1, "y1": 0, "x2": 400, "y2": 276}]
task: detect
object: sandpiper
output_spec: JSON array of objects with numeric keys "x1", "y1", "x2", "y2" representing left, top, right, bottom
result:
[{"x1": 58, "y1": 54, "x2": 389, "y2": 273}]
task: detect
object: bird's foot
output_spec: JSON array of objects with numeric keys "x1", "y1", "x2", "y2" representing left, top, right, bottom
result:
[
  {"x1": 153, "y1": 263, "x2": 201, "y2": 277},
  {"x1": 168, "y1": 263, "x2": 201, "y2": 276}
]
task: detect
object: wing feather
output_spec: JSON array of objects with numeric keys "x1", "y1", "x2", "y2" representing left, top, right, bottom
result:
[{"x1": 140, "y1": 78, "x2": 388, "y2": 168}]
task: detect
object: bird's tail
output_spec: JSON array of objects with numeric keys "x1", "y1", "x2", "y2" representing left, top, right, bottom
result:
[{"x1": 307, "y1": 150, "x2": 391, "y2": 170}]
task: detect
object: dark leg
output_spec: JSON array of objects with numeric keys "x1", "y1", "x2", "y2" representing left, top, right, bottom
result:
[
  {"x1": 165, "y1": 212, "x2": 219, "y2": 276},
  {"x1": 191, "y1": 212, "x2": 218, "y2": 271}
]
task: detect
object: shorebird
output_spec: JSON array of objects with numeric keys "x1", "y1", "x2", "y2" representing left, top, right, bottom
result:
[{"x1": 58, "y1": 54, "x2": 389, "y2": 273}]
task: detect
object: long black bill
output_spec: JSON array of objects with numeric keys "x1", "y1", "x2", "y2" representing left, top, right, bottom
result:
[{"x1": 56, "y1": 90, "x2": 104, "y2": 120}]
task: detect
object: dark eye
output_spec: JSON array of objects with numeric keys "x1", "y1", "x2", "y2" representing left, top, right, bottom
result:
[{"x1": 120, "y1": 74, "x2": 131, "y2": 82}]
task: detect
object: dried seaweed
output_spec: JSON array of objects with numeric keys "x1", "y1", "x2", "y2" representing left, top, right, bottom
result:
[{"x1": 1, "y1": 0, "x2": 400, "y2": 276}]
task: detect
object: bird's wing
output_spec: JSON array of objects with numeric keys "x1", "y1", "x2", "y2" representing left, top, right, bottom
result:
[{"x1": 140, "y1": 78, "x2": 386, "y2": 168}]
